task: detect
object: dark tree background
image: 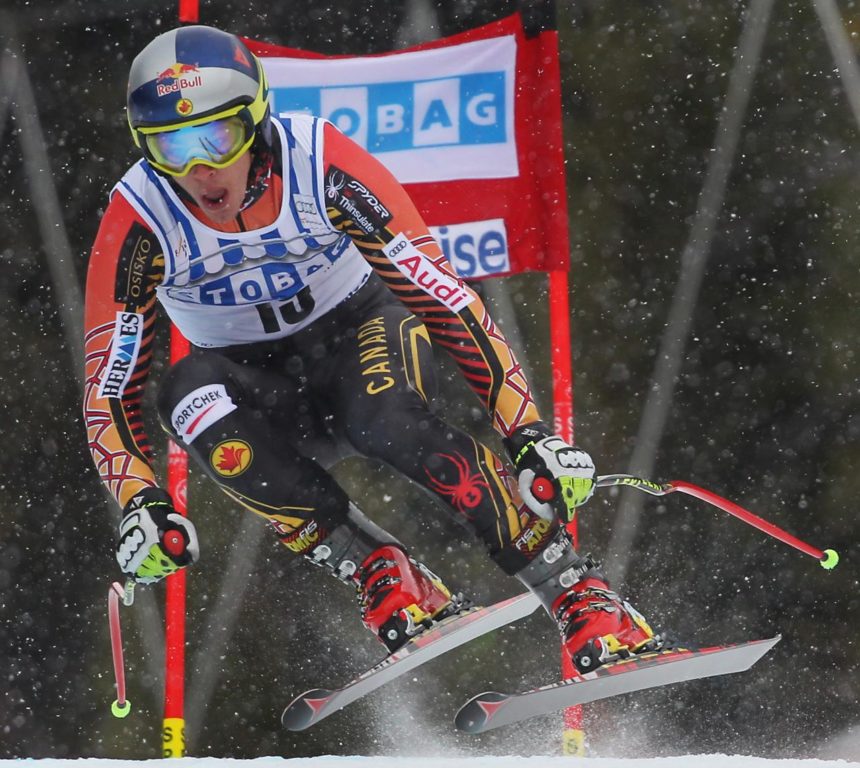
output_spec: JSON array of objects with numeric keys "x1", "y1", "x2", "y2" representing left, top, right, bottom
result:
[{"x1": 0, "y1": 0, "x2": 857, "y2": 760}]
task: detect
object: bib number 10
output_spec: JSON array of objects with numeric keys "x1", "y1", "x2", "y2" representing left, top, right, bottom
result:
[{"x1": 255, "y1": 286, "x2": 316, "y2": 333}]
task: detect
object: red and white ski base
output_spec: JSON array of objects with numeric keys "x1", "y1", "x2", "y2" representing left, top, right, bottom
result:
[
  {"x1": 455, "y1": 635, "x2": 781, "y2": 733},
  {"x1": 281, "y1": 591, "x2": 541, "y2": 731}
]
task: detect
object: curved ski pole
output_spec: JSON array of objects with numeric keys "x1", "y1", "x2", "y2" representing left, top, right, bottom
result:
[
  {"x1": 595, "y1": 474, "x2": 839, "y2": 570},
  {"x1": 108, "y1": 579, "x2": 135, "y2": 718}
]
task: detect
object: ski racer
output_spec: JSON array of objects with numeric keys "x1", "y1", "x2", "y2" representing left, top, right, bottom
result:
[{"x1": 83, "y1": 25, "x2": 662, "y2": 673}]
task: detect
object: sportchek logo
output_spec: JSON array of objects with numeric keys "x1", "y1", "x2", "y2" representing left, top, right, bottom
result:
[
  {"x1": 98, "y1": 312, "x2": 144, "y2": 399},
  {"x1": 383, "y1": 233, "x2": 474, "y2": 313},
  {"x1": 171, "y1": 384, "x2": 237, "y2": 444}
]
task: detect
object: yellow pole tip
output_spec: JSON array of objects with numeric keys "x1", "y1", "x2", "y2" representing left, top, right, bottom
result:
[
  {"x1": 820, "y1": 549, "x2": 839, "y2": 570},
  {"x1": 111, "y1": 699, "x2": 131, "y2": 718}
]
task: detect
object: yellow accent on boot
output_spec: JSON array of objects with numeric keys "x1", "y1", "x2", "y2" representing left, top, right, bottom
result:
[
  {"x1": 415, "y1": 562, "x2": 453, "y2": 600},
  {"x1": 624, "y1": 599, "x2": 656, "y2": 638},
  {"x1": 431, "y1": 577, "x2": 452, "y2": 600},
  {"x1": 401, "y1": 598, "x2": 453, "y2": 634},
  {"x1": 403, "y1": 603, "x2": 432, "y2": 625},
  {"x1": 400, "y1": 604, "x2": 433, "y2": 636},
  {"x1": 600, "y1": 634, "x2": 629, "y2": 656},
  {"x1": 632, "y1": 614, "x2": 656, "y2": 641},
  {"x1": 602, "y1": 630, "x2": 658, "y2": 658}
]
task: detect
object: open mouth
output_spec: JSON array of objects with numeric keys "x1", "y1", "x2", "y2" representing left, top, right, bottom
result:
[{"x1": 200, "y1": 188, "x2": 229, "y2": 211}]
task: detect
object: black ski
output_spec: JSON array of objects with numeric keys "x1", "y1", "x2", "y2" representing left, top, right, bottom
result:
[
  {"x1": 282, "y1": 591, "x2": 541, "y2": 730},
  {"x1": 455, "y1": 635, "x2": 781, "y2": 733}
]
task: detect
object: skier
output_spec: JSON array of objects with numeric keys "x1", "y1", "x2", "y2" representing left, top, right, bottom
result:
[{"x1": 84, "y1": 25, "x2": 661, "y2": 673}]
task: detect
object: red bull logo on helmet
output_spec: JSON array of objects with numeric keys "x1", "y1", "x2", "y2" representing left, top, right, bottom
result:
[{"x1": 155, "y1": 63, "x2": 203, "y2": 97}]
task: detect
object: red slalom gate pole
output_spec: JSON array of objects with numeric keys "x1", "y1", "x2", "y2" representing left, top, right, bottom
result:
[
  {"x1": 549, "y1": 269, "x2": 585, "y2": 756},
  {"x1": 178, "y1": 0, "x2": 199, "y2": 23},
  {"x1": 550, "y1": 271, "x2": 575, "y2": 482},
  {"x1": 163, "y1": 5, "x2": 197, "y2": 755},
  {"x1": 164, "y1": 326, "x2": 191, "y2": 757}
]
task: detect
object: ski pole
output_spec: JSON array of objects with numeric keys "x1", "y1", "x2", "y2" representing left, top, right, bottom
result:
[
  {"x1": 594, "y1": 474, "x2": 839, "y2": 570},
  {"x1": 106, "y1": 526, "x2": 189, "y2": 721},
  {"x1": 108, "y1": 579, "x2": 135, "y2": 718}
]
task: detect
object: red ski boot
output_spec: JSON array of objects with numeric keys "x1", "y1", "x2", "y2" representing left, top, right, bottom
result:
[
  {"x1": 355, "y1": 544, "x2": 464, "y2": 652},
  {"x1": 553, "y1": 574, "x2": 662, "y2": 674}
]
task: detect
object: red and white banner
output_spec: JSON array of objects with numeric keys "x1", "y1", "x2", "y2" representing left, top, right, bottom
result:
[{"x1": 248, "y1": 13, "x2": 569, "y2": 279}]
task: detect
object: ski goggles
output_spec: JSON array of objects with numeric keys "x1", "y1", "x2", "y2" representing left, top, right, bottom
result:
[{"x1": 137, "y1": 108, "x2": 256, "y2": 177}]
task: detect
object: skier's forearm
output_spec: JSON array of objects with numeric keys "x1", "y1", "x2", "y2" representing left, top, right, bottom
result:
[
  {"x1": 83, "y1": 304, "x2": 160, "y2": 507},
  {"x1": 83, "y1": 194, "x2": 164, "y2": 507}
]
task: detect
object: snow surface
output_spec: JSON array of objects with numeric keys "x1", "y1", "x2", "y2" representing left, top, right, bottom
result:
[{"x1": 2, "y1": 758, "x2": 859, "y2": 767}]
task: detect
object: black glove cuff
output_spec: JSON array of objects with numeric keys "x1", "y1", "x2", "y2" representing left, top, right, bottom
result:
[
  {"x1": 122, "y1": 486, "x2": 174, "y2": 519},
  {"x1": 502, "y1": 420, "x2": 553, "y2": 464}
]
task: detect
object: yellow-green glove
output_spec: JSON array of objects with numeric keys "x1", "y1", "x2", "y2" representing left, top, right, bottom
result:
[
  {"x1": 116, "y1": 487, "x2": 199, "y2": 584},
  {"x1": 505, "y1": 423, "x2": 596, "y2": 524}
]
